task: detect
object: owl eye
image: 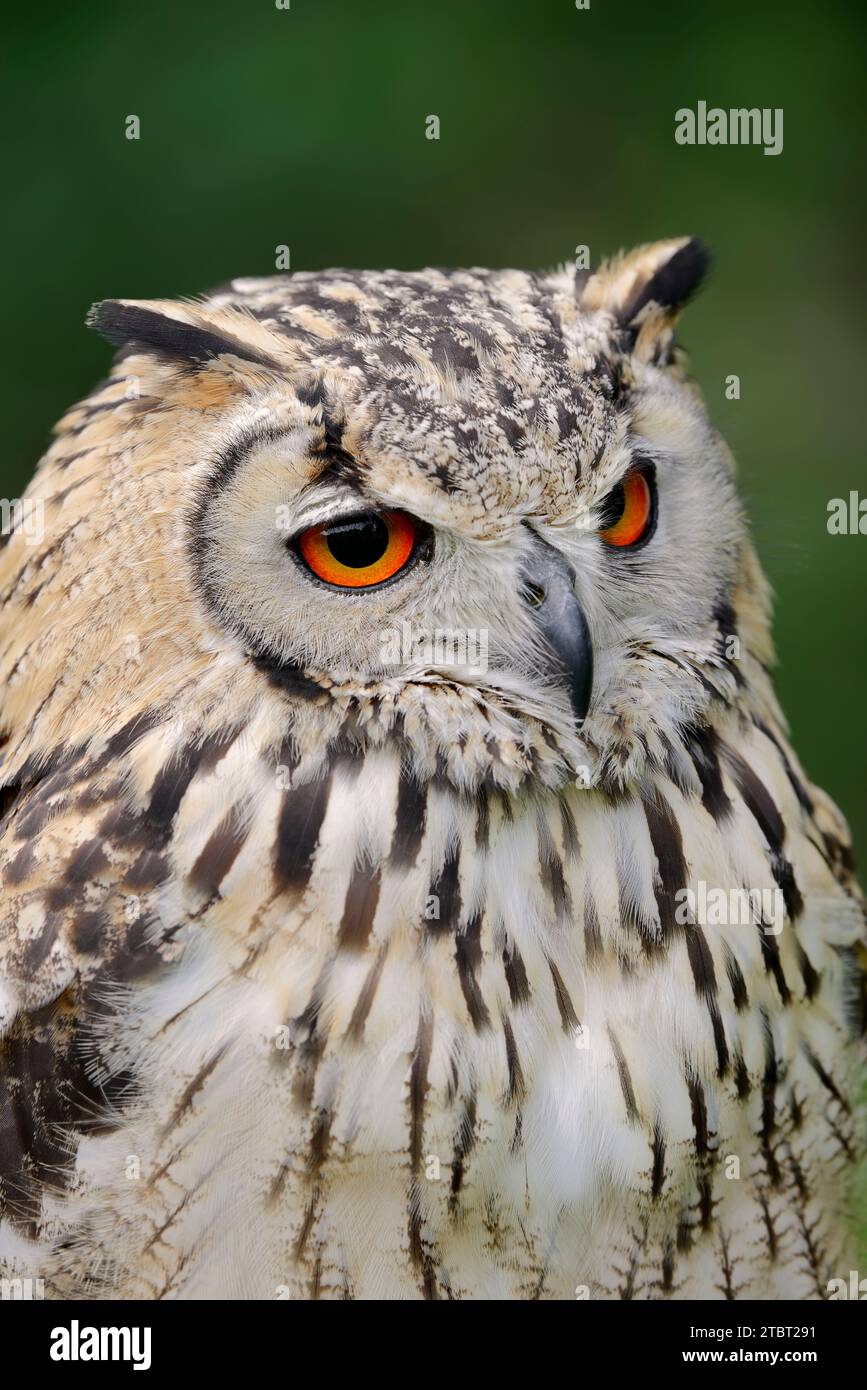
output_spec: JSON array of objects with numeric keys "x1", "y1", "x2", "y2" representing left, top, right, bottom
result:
[
  {"x1": 598, "y1": 463, "x2": 656, "y2": 549},
  {"x1": 295, "y1": 509, "x2": 420, "y2": 589}
]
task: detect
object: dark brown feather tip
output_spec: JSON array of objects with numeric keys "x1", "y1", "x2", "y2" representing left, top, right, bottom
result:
[
  {"x1": 86, "y1": 300, "x2": 276, "y2": 369},
  {"x1": 623, "y1": 237, "x2": 712, "y2": 324}
]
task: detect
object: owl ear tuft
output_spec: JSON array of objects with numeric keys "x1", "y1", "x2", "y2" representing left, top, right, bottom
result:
[
  {"x1": 86, "y1": 299, "x2": 277, "y2": 370},
  {"x1": 579, "y1": 237, "x2": 710, "y2": 362}
]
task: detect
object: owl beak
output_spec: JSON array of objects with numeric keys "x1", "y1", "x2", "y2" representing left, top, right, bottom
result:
[{"x1": 521, "y1": 539, "x2": 593, "y2": 725}]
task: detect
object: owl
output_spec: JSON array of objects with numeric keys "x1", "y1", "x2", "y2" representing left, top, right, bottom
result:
[{"x1": 0, "y1": 238, "x2": 863, "y2": 1302}]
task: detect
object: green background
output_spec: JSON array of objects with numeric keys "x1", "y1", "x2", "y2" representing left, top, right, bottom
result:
[{"x1": 2, "y1": 0, "x2": 865, "y2": 1242}]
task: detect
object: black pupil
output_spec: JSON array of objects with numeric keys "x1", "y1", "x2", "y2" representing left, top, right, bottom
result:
[{"x1": 323, "y1": 513, "x2": 390, "y2": 568}]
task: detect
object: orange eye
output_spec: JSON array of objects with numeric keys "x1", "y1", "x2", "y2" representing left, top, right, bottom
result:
[
  {"x1": 599, "y1": 467, "x2": 656, "y2": 548},
  {"x1": 296, "y1": 510, "x2": 419, "y2": 588}
]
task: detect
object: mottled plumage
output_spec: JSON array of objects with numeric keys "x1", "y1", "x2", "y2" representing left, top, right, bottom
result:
[{"x1": 0, "y1": 239, "x2": 863, "y2": 1299}]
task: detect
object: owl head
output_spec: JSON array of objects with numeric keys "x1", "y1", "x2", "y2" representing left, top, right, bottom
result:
[{"x1": 1, "y1": 238, "x2": 776, "y2": 800}]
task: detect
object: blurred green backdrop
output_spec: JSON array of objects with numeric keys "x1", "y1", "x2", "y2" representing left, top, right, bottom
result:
[{"x1": 1, "y1": 0, "x2": 864, "y2": 846}]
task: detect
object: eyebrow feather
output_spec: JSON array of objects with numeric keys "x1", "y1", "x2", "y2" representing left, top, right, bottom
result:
[{"x1": 86, "y1": 300, "x2": 278, "y2": 370}]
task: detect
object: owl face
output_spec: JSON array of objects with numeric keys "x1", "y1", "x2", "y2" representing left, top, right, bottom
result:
[{"x1": 6, "y1": 238, "x2": 761, "y2": 797}]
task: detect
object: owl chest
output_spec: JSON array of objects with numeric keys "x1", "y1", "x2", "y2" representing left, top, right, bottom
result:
[
  {"x1": 100, "y1": 905, "x2": 661, "y2": 1299},
  {"x1": 90, "y1": 782, "x2": 780, "y2": 1297}
]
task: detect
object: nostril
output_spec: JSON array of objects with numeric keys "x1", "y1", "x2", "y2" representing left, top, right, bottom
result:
[{"x1": 524, "y1": 581, "x2": 546, "y2": 608}]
